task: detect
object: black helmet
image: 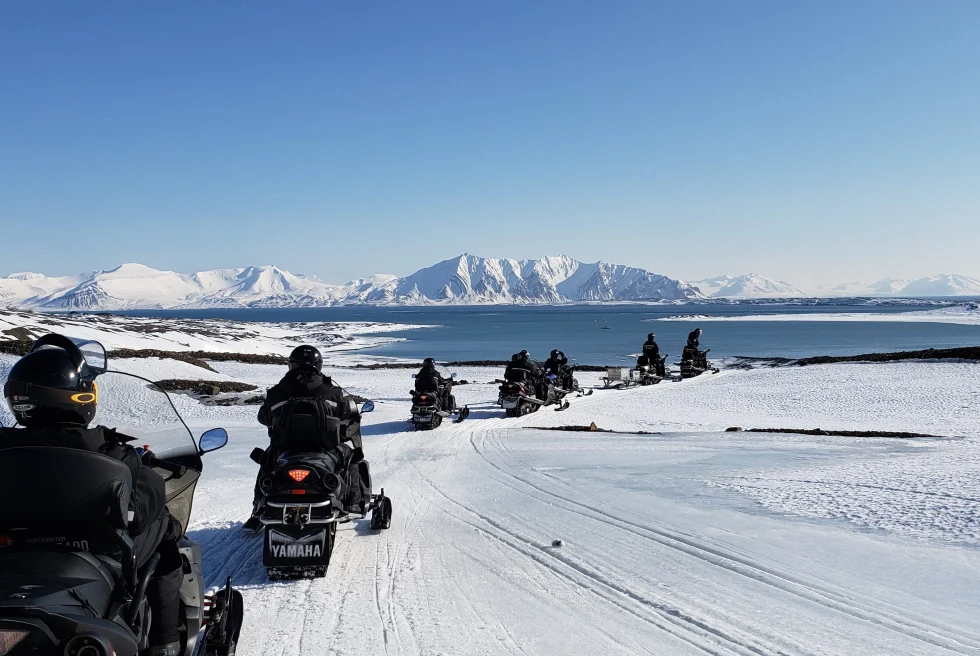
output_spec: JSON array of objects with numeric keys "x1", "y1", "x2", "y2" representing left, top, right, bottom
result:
[
  {"x1": 695, "y1": 328, "x2": 702, "y2": 334},
  {"x1": 288, "y1": 345, "x2": 322, "y2": 372},
  {"x1": 550, "y1": 349, "x2": 560, "y2": 359},
  {"x1": 3, "y1": 334, "x2": 99, "y2": 427},
  {"x1": 423, "y1": 357, "x2": 435, "y2": 366},
  {"x1": 519, "y1": 350, "x2": 529, "y2": 358},
  {"x1": 648, "y1": 333, "x2": 655, "y2": 340}
]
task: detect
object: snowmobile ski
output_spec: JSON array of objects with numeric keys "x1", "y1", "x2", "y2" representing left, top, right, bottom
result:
[
  {"x1": 454, "y1": 406, "x2": 471, "y2": 423},
  {"x1": 553, "y1": 400, "x2": 571, "y2": 412},
  {"x1": 371, "y1": 489, "x2": 393, "y2": 530}
]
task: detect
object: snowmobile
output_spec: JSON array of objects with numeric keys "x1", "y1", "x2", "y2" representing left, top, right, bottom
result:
[
  {"x1": 410, "y1": 368, "x2": 470, "y2": 430},
  {"x1": 636, "y1": 353, "x2": 669, "y2": 384},
  {"x1": 498, "y1": 369, "x2": 570, "y2": 417},
  {"x1": 601, "y1": 355, "x2": 669, "y2": 389},
  {"x1": 680, "y1": 347, "x2": 720, "y2": 379},
  {"x1": 249, "y1": 401, "x2": 392, "y2": 580},
  {"x1": 0, "y1": 340, "x2": 243, "y2": 656}
]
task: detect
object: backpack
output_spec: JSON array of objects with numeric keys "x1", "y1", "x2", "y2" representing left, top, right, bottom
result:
[{"x1": 271, "y1": 396, "x2": 344, "y2": 453}]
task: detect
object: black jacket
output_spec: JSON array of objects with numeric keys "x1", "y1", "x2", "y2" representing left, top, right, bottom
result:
[
  {"x1": 543, "y1": 357, "x2": 567, "y2": 376},
  {"x1": 687, "y1": 331, "x2": 700, "y2": 348},
  {"x1": 258, "y1": 369, "x2": 346, "y2": 429},
  {"x1": 415, "y1": 364, "x2": 449, "y2": 394},
  {"x1": 642, "y1": 339, "x2": 661, "y2": 359},
  {"x1": 505, "y1": 355, "x2": 544, "y2": 380},
  {"x1": 258, "y1": 368, "x2": 362, "y2": 449},
  {"x1": 0, "y1": 425, "x2": 167, "y2": 536}
]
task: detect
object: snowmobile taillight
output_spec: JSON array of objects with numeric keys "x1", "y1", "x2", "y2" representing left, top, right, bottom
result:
[
  {"x1": 291, "y1": 489, "x2": 307, "y2": 495},
  {"x1": 0, "y1": 630, "x2": 28, "y2": 655},
  {"x1": 288, "y1": 469, "x2": 311, "y2": 483},
  {"x1": 0, "y1": 535, "x2": 15, "y2": 548}
]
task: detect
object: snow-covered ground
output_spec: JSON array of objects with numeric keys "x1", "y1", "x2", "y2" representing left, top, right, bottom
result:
[
  {"x1": 0, "y1": 308, "x2": 428, "y2": 354},
  {"x1": 2, "y1": 321, "x2": 979, "y2": 655}
]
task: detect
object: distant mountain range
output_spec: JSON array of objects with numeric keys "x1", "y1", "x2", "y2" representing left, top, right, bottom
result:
[
  {"x1": 2, "y1": 257, "x2": 978, "y2": 310},
  {"x1": 0, "y1": 255, "x2": 703, "y2": 309}
]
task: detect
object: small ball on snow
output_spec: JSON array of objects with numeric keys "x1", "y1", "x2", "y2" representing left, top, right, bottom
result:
[{"x1": 551, "y1": 539, "x2": 564, "y2": 547}]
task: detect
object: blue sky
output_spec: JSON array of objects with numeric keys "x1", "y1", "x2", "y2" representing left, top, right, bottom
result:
[{"x1": 1, "y1": 1, "x2": 978, "y2": 287}]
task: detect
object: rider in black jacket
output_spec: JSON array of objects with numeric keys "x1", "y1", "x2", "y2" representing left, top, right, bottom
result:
[
  {"x1": 248, "y1": 345, "x2": 366, "y2": 528},
  {"x1": 415, "y1": 358, "x2": 453, "y2": 411},
  {"x1": 1, "y1": 335, "x2": 182, "y2": 656}
]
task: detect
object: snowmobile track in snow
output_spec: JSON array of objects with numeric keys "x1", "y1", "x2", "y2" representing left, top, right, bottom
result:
[{"x1": 466, "y1": 427, "x2": 980, "y2": 655}]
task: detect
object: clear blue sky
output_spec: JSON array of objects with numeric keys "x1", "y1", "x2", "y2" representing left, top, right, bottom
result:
[{"x1": 1, "y1": 1, "x2": 978, "y2": 288}]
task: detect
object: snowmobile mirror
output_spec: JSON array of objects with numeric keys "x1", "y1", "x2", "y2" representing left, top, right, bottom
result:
[
  {"x1": 411, "y1": 374, "x2": 417, "y2": 379},
  {"x1": 250, "y1": 447, "x2": 265, "y2": 464},
  {"x1": 72, "y1": 339, "x2": 108, "y2": 376},
  {"x1": 199, "y1": 428, "x2": 228, "y2": 454},
  {"x1": 360, "y1": 401, "x2": 375, "y2": 413},
  {"x1": 451, "y1": 373, "x2": 457, "y2": 378}
]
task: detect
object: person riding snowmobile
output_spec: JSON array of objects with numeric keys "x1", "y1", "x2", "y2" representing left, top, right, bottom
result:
[
  {"x1": 683, "y1": 328, "x2": 708, "y2": 369},
  {"x1": 642, "y1": 333, "x2": 661, "y2": 361},
  {"x1": 0, "y1": 334, "x2": 183, "y2": 656},
  {"x1": 415, "y1": 357, "x2": 453, "y2": 411},
  {"x1": 640, "y1": 333, "x2": 666, "y2": 377},
  {"x1": 687, "y1": 328, "x2": 702, "y2": 349},
  {"x1": 247, "y1": 345, "x2": 368, "y2": 529},
  {"x1": 544, "y1": 349, "x2": 572, "y2": 390},
  {"x1": 505, "y1": 350, "x2": 544, "y2": 381}
]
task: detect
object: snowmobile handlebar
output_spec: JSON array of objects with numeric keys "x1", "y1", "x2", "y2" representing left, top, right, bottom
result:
[{"x1": 148, "y1": 455, "x2": 187, "y2": 477}]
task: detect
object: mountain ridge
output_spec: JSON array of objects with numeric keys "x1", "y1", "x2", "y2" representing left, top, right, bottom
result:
[
  {"x1": 4, "y1": 259, "x2": 979, "y2": 310},
  {"x1": 0, "y1": 255, "x2": 703, "y2": 309}
]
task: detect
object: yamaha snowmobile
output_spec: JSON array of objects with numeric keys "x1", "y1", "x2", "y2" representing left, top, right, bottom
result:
[
  {"x1": 410, "y1": 368, "x2": 469, "y2": 430},
  {"x1": 250, "y1": 401, "x2": 392, "y2": 580},
  {"x1": 0, "y1": 340, "x2": 243, "y2": 656},
  {"x1": 680, "y1": 347, "x2": 720, "y2": 378}
]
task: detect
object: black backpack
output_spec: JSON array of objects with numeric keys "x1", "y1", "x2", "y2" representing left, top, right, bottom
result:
[{"x1": 271, "y1": 397, "x2": 345, "y2": 453}]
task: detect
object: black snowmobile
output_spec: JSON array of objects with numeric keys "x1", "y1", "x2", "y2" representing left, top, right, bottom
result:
[
  {"x1": 410, "y1": 367, "x2": 469, "y2": 430},
  {"x1": 680, "y1": 346, "x2": 719, "y2": 378},
  {"x1": 0, "y1": 342, "x2": 243, "y2": 656},
  {"x1": 498, "y1": 369, "x2": 570, "y2": 417},
  {"x1": 250, "y1": 401, "x2": 392, "y2": 580},
  {"x1": 629, "y1": 353, "x2": 668, "y2": 385}
]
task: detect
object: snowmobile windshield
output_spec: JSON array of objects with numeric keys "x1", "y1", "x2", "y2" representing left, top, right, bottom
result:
[{"x1": 95, "y1": 370, "x2": 198, "y2": 459}]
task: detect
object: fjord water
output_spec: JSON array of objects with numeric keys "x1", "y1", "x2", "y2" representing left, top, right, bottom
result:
[{"x1": 128, "y1": 303, "x2": 980, "y2": 365}]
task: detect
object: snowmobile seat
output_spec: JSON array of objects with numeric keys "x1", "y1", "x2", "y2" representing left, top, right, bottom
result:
[
  {"x1": 504, "y1": 367, "x2": 532, "y2": 383},
  {"x1": 0, "y1": 447, "x2": 137, "y2": 590},
  {"x1": 0, "y1": 551, "x2": 119, "y2": 617}
]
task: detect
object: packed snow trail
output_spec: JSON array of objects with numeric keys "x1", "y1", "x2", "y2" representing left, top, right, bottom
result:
[{"x1": 181, "y1": 365, "x2": 980, "y2": 656}]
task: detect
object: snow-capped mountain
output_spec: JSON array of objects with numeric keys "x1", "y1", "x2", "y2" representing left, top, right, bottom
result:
[
  {"x1": 691, "y1": 274, "x2": 806, "y2": 298},
  {"x1": 352, "y1": 255, "x2": 701, "y2": 305},
  {"x1": 0, "y1": 256, "x2": 701, "y2": 310},
  {"x1": 899, "y1": 274, "x2": 980, "y2": 297},
  {"x1": 811, "y1": 279, "x2": 912, "y2": 296}
]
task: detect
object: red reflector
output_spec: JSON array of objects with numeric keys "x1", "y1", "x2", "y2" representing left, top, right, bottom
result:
[
  {"x1": 288, "y1": 469, "x2": 310, "y2": 483},
  {"x1": 291, "y1": 489, "x2": 307, "y2": 495},
  {"x1": 0, "y1": 535, "x2": 14, "y2": 548},
  {"x1": 0, "y1": 629, "x2": 29, "y2": 652}
]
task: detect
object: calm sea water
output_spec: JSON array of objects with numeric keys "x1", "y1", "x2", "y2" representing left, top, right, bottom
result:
[{"x1": 125, "y1": 303, "x2": 980, "y2": 366}]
